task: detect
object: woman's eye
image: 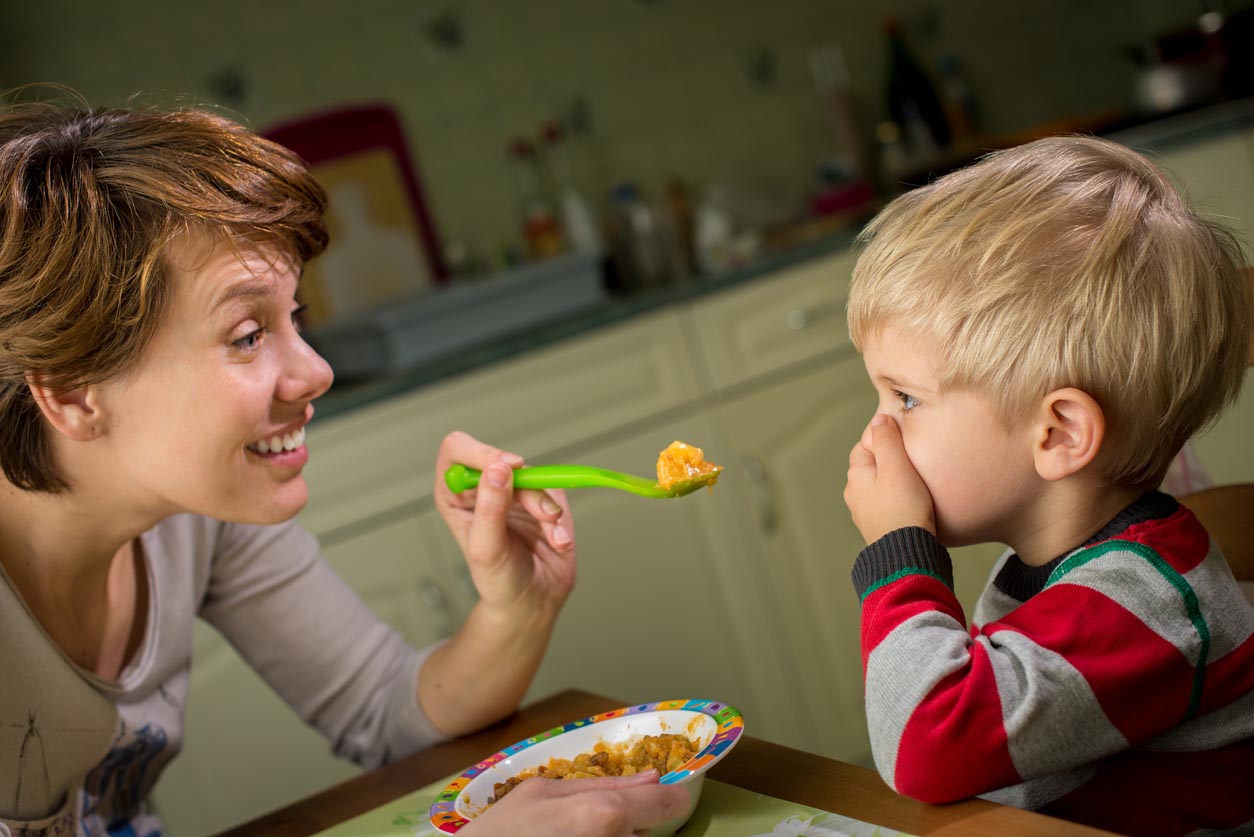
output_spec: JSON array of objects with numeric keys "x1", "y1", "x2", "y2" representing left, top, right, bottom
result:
[
  {"x1": 894, "y1": 390, "x2": 920, "y2": 411},
  {"x1": 233, "y1": 327, "x2": 265, "y2": 351},
  {"x1": 291, "y1": 303, "x2": 308, "y2": 333}
]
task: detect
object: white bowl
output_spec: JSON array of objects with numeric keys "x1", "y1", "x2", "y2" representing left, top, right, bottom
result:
[{"x1": 429, "y1": 698, "x2": 744, "y2": 836}]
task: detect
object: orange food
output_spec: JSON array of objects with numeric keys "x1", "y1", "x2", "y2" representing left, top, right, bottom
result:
[
  {"x1": 655, "y1": 441, "x2": 721, "y2": 490},
  {"x1": 489, "y1": 733, "x2": 699, "y2": 804}
]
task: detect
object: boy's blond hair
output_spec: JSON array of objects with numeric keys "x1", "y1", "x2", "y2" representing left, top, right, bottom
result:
[{"x1": 848, "y1": 135, "x2": 1249, "y2": 490}]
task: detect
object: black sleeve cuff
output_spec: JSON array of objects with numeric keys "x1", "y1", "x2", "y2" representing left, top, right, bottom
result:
[{"x1": 852, "y1": 526, "x2": 953, "y2": 601}]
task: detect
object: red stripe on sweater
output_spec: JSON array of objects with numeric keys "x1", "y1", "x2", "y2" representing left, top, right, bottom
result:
[
  {"x1": 1094, "y1": 506, "x2": 1210, "y2": 575},
  {"x1": 1198, "y1": 630, "x2": 1254, "y2": 716},
  {"x1": 860, "y1": 573, "x2": 964, "y2": 673},
  {"x1": 1043, "y1": 738, "x2": 1254, "y2": 836},
  {"x1": 985, "y1": 584, "x2": 1194, "y2": 743},
  {"x1": 894, "y1": 643, "x2": 1019, "y2": 803}
]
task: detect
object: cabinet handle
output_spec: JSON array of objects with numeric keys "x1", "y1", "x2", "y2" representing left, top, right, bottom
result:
[
  {"x1": 742, "y1": 455, "x2": 779, "y2": 534},
  {"x1": 418, "y1": 578, "x2": 447, "y2": 610},
  {"x1": 457, "y1": 566, "x2": 479, "y2": 600},
  {"x1": 784, "y1": 300, "x2": 842, "y2": 331},
  {"x1": 417, "y1": 578, "x2": 455, "y2": 639}
]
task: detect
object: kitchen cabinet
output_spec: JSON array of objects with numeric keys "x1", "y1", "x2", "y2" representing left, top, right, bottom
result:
[
  {"x1": 521, "y1": 412, "x2": 805, "y2": 750},
  {"x1": 710, "y1": 357, "x2": 1005, "y2": 762},
  {"x1": 711, "y1": 354, "x2": 877, "y2": 762},
  {"x1": 1144, "y1": 126, "x2": 1254, "y2": 486}
]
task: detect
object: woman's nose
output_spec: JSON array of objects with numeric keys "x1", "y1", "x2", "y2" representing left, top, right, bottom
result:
[{"x1": 279, "y1": 335, "x2": 334, "y2": 403}]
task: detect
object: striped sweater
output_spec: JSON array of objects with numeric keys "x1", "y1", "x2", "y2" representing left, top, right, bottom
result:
[{"x1": 852, "y1": 491, "x2": 1254, "y2": 835}]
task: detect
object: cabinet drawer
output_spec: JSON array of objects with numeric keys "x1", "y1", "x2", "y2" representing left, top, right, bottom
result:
[
  {"x1": 683, "y1": 248, "x2": 858, "y2": 391},
  {"x1": 300, "y1": 306, "x2": 702, "y2": 537}
]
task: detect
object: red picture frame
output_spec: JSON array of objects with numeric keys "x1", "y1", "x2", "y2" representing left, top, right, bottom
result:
[{"x1": 264, "y1": 104, "x2": 448, "y2": 325}]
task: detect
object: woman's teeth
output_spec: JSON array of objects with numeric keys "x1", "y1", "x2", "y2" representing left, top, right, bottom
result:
[{"x1": 248, "y1": 427, "x2": 305, "y2": 454}]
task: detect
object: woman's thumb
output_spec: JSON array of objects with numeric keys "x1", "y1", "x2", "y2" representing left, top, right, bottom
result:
[{"x1": 466, "y1": 460, "x2": 513, "y2": 563}]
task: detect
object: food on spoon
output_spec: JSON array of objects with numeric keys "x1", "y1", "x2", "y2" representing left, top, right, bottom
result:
[
  {"x1": 656, "y1": 441, "x2": 722, "y2": 491},
  {"x1": 488, "y1": 733, "x2": 700, "y2": 804}
]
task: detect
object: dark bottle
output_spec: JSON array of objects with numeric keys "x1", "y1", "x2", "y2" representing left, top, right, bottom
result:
[{"x1": 883, "y1": 17, "x2": 951, "y2": 152}]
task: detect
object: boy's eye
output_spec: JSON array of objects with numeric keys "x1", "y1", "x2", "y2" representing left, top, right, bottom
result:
[
  {"x1": 291, "y1": 303, "x2": 308, "y2": 333},
  {"x1": 233, "y1": 327, "x2": 265, "y2": 351},
  {"x1": 893, "y1": 390, "x2": 920, "y2": 411}
]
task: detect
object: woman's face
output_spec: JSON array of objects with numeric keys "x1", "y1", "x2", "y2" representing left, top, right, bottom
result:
[{"x1": 95, "y1": 237, "x2": 334, "y2": 525}]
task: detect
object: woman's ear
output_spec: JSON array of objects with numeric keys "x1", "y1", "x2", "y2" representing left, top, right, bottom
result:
[
  {"x1": 25, "y1": 374, "x2": 105, "y2": 442},
  {"x1": 1032, "y1": 387, "x2": 1105, "y2": 481}
]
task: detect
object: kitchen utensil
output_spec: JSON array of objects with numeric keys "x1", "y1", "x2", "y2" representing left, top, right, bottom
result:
[{"x1": 444, "y1": 462, "x2": 721, "y2": 499}]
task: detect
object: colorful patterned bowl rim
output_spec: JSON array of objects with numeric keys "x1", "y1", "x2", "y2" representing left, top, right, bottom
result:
[{"x1": 427, "y1": 698, "x2": 744, "y2": 833}]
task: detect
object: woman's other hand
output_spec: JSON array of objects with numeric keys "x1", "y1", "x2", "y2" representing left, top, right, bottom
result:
[
  {"x1": 459, "y1": 770, "x2": 690, "y2": 837},
  {"x1": 434, "y1": 430, "x2": 576, "y2": 622}
]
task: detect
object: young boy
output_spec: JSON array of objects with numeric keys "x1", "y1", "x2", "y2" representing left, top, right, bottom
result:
[{"x1": 843, "y1": 135, "x2": 1253, "y2": 835}]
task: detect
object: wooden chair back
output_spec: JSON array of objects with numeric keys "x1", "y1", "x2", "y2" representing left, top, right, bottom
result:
[{"x1": 1178, "y1": 483, "x2": 1254, "y2": 583}]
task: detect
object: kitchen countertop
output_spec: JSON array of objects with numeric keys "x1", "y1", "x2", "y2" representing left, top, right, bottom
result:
[
  {"x1": 311, "y1": 96, "x2": 1254, "y2": 425},
  {"x1": 311, "y1": 229, "x2": 858, "y2": 422}
]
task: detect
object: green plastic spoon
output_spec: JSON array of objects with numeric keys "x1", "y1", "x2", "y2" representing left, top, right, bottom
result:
[{"x1": 444, "y1": 463, "x2": 722, "y2": 499}]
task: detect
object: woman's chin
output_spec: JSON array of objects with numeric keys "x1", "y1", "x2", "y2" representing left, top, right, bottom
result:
[{"x1": 220, "y1": 485, "x2": 309, "y2": 526}]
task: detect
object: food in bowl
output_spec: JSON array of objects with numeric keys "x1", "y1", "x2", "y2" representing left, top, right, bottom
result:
[
  {"x1": 488, "y1": 733, "x2": 701, "y2": 803},
  {"x1": 430, "y1": 699, "x2": 744, "y2": 836},
  {"x1": 656, "y1": 441, "x2": 722, "y2": 491}
]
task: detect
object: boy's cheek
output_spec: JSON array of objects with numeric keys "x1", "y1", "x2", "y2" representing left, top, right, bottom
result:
[{"x1": 899, "y1": 436, "x2": 938, "y2": 487}]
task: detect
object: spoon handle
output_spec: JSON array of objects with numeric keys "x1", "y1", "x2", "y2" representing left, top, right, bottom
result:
[{"x1": 444, "y1": 464, "x2": 665, "y2": 497}]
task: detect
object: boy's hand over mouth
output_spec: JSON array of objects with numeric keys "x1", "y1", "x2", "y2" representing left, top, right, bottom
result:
[{"x1": 845, "y1": 414, "x2": 937, "y2": 544}]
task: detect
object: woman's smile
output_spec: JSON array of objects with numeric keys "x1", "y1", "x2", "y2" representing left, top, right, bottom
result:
[{"x1": 246, "y1": 425, "x2": 306, "y2": 455}]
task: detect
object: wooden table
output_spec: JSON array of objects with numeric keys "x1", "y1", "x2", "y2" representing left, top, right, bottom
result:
[{"x1": 220, "y1": 689, "x2": 1117, "y2": 836}]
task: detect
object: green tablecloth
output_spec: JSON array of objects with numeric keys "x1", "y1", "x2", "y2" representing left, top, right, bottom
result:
[{"x1": 316, "y1": 776, "x2": 914, "y2": 837}]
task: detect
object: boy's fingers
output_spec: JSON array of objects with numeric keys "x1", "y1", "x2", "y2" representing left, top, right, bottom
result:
[
  {"x1": 849, "y1": 441, "x2": 875, "y2": 470},
  {"x1": 869, "y1": 415, "x2": 911, "y2": 473},
  {"x1": 860, "y1": 418, "x2": 876, "y2": 451}
]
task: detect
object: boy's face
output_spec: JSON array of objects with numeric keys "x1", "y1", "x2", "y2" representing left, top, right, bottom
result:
[{"x1": 859, "y1": 323, "x2": 1039, "y2": 547}]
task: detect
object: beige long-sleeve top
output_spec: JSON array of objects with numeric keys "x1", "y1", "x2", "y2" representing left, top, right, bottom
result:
[{"x1": 0, "y1": 514, "x2": 446, "y2": 835}]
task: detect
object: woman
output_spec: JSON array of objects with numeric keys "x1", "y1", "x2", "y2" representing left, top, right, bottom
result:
[{"x1": 0, "y1": 93, "x2": 686, "y2": 835}]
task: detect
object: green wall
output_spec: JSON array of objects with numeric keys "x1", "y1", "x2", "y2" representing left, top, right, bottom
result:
[{"x1": 3, "y1": 0, "x2": 1248, "y2": 265}]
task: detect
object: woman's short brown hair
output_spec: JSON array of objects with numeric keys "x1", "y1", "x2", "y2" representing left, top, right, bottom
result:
[{"x1": 0, "y1": 90, "x2": 328, "y2": 492}]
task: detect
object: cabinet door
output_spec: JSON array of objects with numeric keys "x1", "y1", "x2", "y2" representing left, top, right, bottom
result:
[
  {"x1": 151, "y1": 511, "x2": 462, "y2": 837},
  {"x1": 714, "y1": 354, "x2": 1002, "y2": 765},
  {"x1": 1149, "y1": 129, "x2": 1254, "y2": 484},
  {"x1": 149, "y1": 620, "x2": 358, "y2": 837},
  {"x1": 522, "y1": 412, "x2": 806, "y2": 750},
  {"x1": 711, "y1": 353, "x2": 876, "y2": 763},
  {"x1": 1148, "y1": 128, "x2": 1254, "y2": 246},
  {"x1": 321, "y1": 509, "x2": 467, "y2": 644},
  {"x1": 299, "y1": 307, "x2": 702, "y2": 539},
  {"x1": 683, "y1": 248, "x2": 857, "y2": 391}
]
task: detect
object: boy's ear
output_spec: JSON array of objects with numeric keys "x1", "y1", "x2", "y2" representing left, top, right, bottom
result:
[
  {"x1": 25, "y1": 374, "x2": 105, "y2": 442},
  {"x1": 1032, "y1": 387, "x2": 1105, "y2": 482}
]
